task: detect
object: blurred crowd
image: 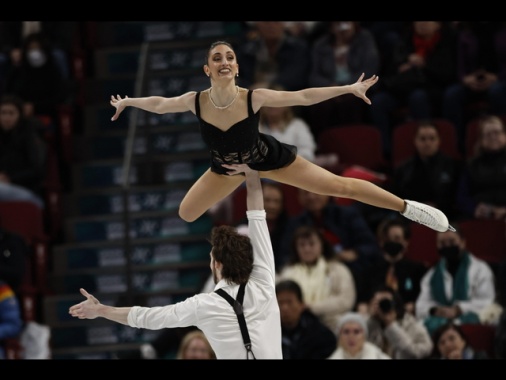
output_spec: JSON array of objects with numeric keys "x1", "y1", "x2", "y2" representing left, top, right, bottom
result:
[{"x1": 1, "y1": 21, "x2": 506, "y2": 360}]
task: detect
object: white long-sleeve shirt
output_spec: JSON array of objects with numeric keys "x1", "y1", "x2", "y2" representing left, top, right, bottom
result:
[{"x1": 127, "y1": 210, "x2": 283, "y2": 359}]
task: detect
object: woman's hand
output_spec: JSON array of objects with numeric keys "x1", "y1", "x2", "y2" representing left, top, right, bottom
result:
[
  {"x1": 351, "y1": 73, "x2": 379, "y2": 105},
  {"x1": 110, "y1": 95, "x2": 128, "y2": 121}
]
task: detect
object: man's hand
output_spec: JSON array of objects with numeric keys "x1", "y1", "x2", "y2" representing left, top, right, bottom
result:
[
  {"x1": 221, "y1": 163, "x2": 254, "y2": 176},
  {"x1": 110, "y1": 95, "x2": 128, "y2": 121},
  {"x1": 351, "y1": 73, "x2": 379, "y2": 105},
  {"x1": 69, "y1": 288, "x2": 101, "y2": 319}
]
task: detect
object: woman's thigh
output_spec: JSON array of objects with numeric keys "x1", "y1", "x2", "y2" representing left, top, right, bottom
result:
[
  {"x1": 262, "y1": 156, "x2": 349, "y2": 196},
  {"x1": 179, "y1": 169, "x2": 245, "y2": 222}
]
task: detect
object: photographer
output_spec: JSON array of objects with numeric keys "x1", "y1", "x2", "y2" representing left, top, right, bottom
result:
[{"x1": 365, "y1": 285, "x2": 433, "y2": 359}]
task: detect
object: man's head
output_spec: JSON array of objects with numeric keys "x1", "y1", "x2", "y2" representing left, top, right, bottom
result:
[
  {"x1": 297, "y1": 189, "x2": 331, "y2": 215},
  {"x1": 276, "y1": 279, "x2": 306, "y2": 329},
  {"x1": 436, "y1": 223, "x2": 465, "y2": 264},
  {"x1": 376, "y1": 218, "x2": 410, "y2": 263},
  {"x1": 262, "y1": 182, "x2": 285, "y2": 222},
  {"x1": 478, "y1": 115, "x2": 506, "y2": 153},
  {"x1": 209, "y1": 225, "x2": 253, "y2": 285},
  {"x1": 0, "y1": 95, "x2": 23, "y2": 131},
  {"x1": 414, "y1": 121, "x2": 441, "y2": 159}
]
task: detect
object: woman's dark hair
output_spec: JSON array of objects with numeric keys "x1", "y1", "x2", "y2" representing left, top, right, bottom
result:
[
  {"x1": 276, "y1": 279, "x2": 304, "y2": 303},
  {"x1": 430, "y1": 321, "x2": 468, "y2": 358},
  {"x1": 288, "y1": 225, "x2": 335, "y2": 264},
  {"x1": 205, "y1": 40, "x2": 235, "y2": 65},
  {"x1": 209, "y1": 225, "x2": 253, "y2": 285}
]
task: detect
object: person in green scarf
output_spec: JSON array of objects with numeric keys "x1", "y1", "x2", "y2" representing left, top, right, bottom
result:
[{"x1": 415, "y1": 224, "x2": 496, "y2": 335}]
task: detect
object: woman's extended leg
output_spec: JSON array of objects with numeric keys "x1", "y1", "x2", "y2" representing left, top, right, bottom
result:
[
  {"x1": 179, "y1": 169, "x2": 245, "y2": 222},
  {"x1": 264, "y1": 156, "x2": 454, "y2": 232},
  {"x1": 264, "y1": 156, "x2": 405, "y2": 211}
]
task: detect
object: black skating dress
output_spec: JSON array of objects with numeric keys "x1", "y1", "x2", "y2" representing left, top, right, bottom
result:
[{"x1": 195, "y1": 89, "x2": 297, "y2": 175}]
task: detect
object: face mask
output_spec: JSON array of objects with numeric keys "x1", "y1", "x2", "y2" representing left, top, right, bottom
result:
[
  {"x1": 438, "y1": 245, "x2": 461, "y2": 262},
  {"x1": 27, "y1": 49, "x2": 46, "y2": 67},
  {"x1": 383, "y1": 241, "x2": 404, "y2": 258}
]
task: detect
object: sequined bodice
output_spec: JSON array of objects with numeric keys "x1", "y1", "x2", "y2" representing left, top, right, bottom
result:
[{"x1": 196, "y1": 90, "x2": 268, "y2": 165}]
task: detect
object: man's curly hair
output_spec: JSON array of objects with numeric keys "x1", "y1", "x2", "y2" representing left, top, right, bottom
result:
[{"x1": 210, "y1": 225, "x2": 253, "y2": 285}]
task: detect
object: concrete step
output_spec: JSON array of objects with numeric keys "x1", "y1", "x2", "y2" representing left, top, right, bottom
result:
[
  {"x1": 74, "y1": 127, "x2": 206, "y2": 161},
  {"x1": 72, "y1": 155, "x2": 208, "y2": 190},
  {"x1": 64, "y1": 209, "x2": 213, "y2": 243},
  {"x1": 52, "y1": 238, "x2": 210, "y2": 274}
]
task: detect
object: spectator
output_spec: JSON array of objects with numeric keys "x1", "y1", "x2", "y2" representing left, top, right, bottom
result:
[
  {"x1": 258, "y1": 83, "x2": 316, "y2": 162},
  {"x1": 260, "y1": 182, "x2": 290, "y2": 273},
  {"x1": 0, "y1": 280, "x2": 23, "y2": 360},
  {"x1": 357, "y1": 217, "x2": 428, "y2": 315},
  {"x1": 236, "y1": 21, "x2": 310, "y2": 91},
  {"x1": 282, "y1": 21, "x2": 326, "y2": 45},
  {"x1": 258, "y1": 83, "x2": 338, "y2": 168},
  {"x1": 415, "y1": 224, "x2": 496, "y2": 335},
  {"x1": 443, "y1": 22, "x2": 506, "y2": 152},
  {"x1": 0, "y1": 22, "x2": 76, "y2": 81},
  {"x1": 307, "y1": 21, "x2": 380, "y2": 136},
  {"x1": 276, "y1": 279, "x2": 337, "y2": 359},
  {"x1": 369, "y1": 21, "x2": 458, "y2": 157},
  {"x1": 457, "y1": 114, "x2": 506, "y2": 220},
  {"x1": 278, "y1": 225, "x2": 356, "y2": 335},
  {"x1": 3, "y1": 32, "x2": 64, "y2": 123},
  {"x1": 280, "y1": 189, "x2": 381, "y2": 304},
  {"x1": 429, "y1": 321, "x2": 489, "y2": 359},
  {"x1": 392, "y1": 120, "x2": 463, "y2": 220},
  {"x1": 361, "y1": 22, "x2": 407, "y2": 77},
  {"x1": 365, "y1": 284, "x2": 433, "y2": 359},
  {"x1": 175, "y1": 330, "x2": 216, "y2": 360},
  {"x1": 0, "y1": 94, "x2": 47, "y2": 208},
  {"x1": 327, "y1": 311, "x2": 391, "y2": 359}
]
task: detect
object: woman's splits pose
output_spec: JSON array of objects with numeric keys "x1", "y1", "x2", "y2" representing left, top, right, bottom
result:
[{"x1": 110, "y1": 40, "x2": 454, "y2": 233}]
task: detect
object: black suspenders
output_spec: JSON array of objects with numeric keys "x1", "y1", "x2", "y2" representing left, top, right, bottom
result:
[{"x1": 215, "y1": 283, "x2": 256, "y2": 359}]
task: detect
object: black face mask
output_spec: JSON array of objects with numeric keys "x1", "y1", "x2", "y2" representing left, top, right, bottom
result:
[
  {"x1": 383, "y1": 241, "x2": 404, "y2": 258},
  {"x1": 438, "y1": 245, "x2": 461, "y2": 262}
]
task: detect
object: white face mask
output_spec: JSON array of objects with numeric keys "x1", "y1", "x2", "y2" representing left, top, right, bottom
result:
[{"x1": 27, "y1": 49, "x2": 46, "y2": 67}]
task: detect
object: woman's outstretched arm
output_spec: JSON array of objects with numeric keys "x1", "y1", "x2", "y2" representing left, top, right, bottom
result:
[
  {"x1": 110, "y1": 91, "x2": 197, "y2": 121},
  {"x1": 252, "y1": 73, "x2": 378, "y2": 110}
]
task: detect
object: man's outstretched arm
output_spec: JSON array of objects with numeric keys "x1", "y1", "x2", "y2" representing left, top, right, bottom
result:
[
  {"x1": 222, "y1": 164, "x2": 263, "y2": 211},
  {"x1": 69, "y1": 288, "x2": 131, "y2": 325}
]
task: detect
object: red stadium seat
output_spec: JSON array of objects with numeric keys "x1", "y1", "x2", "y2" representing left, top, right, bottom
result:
[
  {"x1": 317, "y1": 124, "x2": 388, "y2": 172},
  {"x1": 404, "y1": 222, "x2": 438, "y2": 268},
  {"x1": 460, "y1": 323, "x2": 497, "y2": 358},
  {"x1": 459, "y1": 219, "x2": 506, "y2": 264}
]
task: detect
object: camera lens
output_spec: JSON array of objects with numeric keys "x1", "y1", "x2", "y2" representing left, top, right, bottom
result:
[{"x1": 379, "y1": 298, "x2": 393, "y2": 313}]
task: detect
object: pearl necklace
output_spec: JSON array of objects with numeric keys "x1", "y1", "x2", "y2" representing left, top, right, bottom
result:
[{"x1": 209, "y1": 86, "x2": 239, "y2": 110}]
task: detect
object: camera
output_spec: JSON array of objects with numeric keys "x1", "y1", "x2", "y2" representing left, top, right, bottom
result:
[{"x1": 378, "y1": 298, "x2": 394, "y2": 313}]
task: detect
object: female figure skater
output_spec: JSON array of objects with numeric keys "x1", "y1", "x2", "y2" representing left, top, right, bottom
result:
[{"x1": 110, "y1": 40, "x2": 454, "y2": 233}]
